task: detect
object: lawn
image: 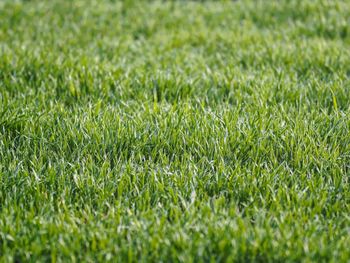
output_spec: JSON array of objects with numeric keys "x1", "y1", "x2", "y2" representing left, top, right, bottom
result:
[{"x1": 0, "y1": 0, "x2": 350, "y2": 262}]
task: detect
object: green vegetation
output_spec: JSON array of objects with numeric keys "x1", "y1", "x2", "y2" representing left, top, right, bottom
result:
[{"x1": 0, "y1": 0, "x2": 350, "y2": 262}]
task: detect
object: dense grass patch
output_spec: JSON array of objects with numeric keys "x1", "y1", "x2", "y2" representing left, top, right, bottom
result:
[{"x1": 0, "y1": 0, "x2": 349, "y2": 262}]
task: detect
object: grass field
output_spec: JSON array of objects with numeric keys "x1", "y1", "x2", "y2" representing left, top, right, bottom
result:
[{"x1": 0, "y1": 0, "x2": 350, "y2": 262}]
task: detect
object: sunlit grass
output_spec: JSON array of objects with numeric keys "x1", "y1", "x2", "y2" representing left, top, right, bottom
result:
[{"x1": 0, "y1": 0, "x2": 349, "y2": 262}]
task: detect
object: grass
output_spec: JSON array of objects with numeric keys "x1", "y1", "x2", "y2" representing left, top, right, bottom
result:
[{"x1": 0, "y1": 0, "x2": 350, "y2": 262}]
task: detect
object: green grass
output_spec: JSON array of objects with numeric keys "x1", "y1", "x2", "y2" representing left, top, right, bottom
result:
[{"x1": 0, "y1": 0, "x2": 350, "y2": 262}]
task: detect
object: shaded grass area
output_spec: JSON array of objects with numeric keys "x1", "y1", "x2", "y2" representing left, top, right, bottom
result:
[{"x1": 0, "y1": 0, "x2": 350, "y2": 262}]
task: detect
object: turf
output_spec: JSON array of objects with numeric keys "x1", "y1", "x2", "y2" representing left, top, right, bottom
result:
[{"x1": 0, "y1": 0, "x2": 350, "y2": 262}]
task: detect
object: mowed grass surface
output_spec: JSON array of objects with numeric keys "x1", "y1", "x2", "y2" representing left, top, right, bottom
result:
[{"x1": 0, "y1": 0, "x2": 350, "y2": 262}]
